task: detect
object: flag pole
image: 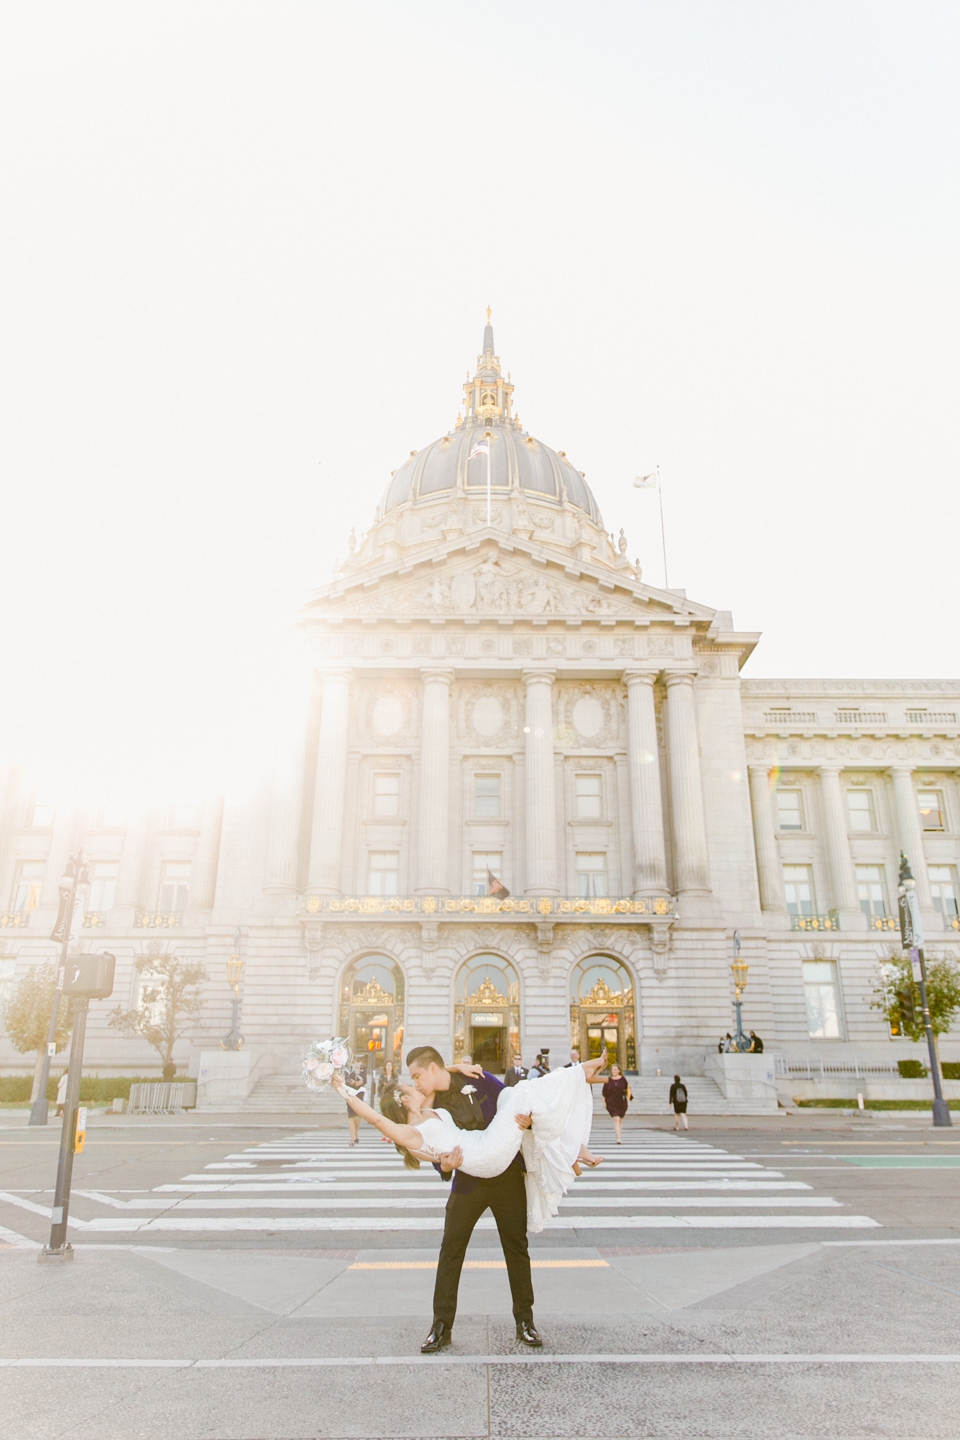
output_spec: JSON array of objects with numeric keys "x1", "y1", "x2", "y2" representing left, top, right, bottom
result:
[
  {"x1": 486, "y1": 438, "x2": 491, "y2": 526},
  {"x1": 657, "y1": 464, "x2": 668, "y2": 589}
]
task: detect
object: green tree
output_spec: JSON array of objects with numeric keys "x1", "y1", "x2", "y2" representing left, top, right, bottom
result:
[
  {"x1": 109, "y1": 954, "x2": 207, "y2": 1080},
  {"x1": 1, "y1": 962, "x2": 74, "y2": 1102},
  {"x1": 873, "y1": 952, "x2": 960, "y2": 1045}
]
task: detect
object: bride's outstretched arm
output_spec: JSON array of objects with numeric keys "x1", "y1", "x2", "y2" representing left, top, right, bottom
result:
[{"x1": 332, "y1": 1077, "x2": 423, "y2": 1150}]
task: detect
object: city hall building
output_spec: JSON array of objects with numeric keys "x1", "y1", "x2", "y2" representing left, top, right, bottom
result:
[{"x1": 2, "y1": 320, "x2": 959, "y2": 1104}]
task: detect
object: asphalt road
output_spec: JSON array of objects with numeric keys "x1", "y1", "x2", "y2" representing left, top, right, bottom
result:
[{"x1": 2, "y1": 1109, "x2": 959, "y2": 1439}]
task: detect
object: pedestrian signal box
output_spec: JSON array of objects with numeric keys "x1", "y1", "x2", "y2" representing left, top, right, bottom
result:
[{"x1": 63, "y1": 953, "x2": 116, "y2": 1000}]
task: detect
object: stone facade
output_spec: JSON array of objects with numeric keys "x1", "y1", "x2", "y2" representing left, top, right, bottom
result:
[{"x1": 2, "y1": 323, "x2": 959, "y2": 1097}]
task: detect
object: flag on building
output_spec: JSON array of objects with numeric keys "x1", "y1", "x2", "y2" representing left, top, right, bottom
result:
[
  {"x1": 633, "y1": 473, "x2": 657, "y2": 489},
  {"x1": 469, "y1": 440, "x2": 490, "y2": 461},
  {"x1": 487, "y1": 869, "x2": 510, "y2": 899}
]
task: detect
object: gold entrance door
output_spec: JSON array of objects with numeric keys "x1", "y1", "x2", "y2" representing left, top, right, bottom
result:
[
  {"x1": 338, "y1": 957, "x2": 405, "y2": 1082},
  {"x1": 585, "y1": 1015, "x2": 621, "y2": 1069},
  {"x1": 454, "y1": 956, "x2": 521, "y2": 1074},
  {"x1": 570, "y1": 956, "x2": 637, "y2": 1073}
]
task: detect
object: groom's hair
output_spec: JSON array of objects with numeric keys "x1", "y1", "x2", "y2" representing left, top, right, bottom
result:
[{"x1": 405, "y1": 1044, "x2": 444, "y2": 1070}]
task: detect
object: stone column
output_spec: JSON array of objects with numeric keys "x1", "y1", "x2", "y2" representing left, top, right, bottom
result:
[
  {"x1": 307, "y1": 670, "x2": 352, "y2": 896},
  {"x1": 818, "y1": 763, "x2": 860, "y2": 923},
  {"x1": 265, "y1": 735, "x2": 307, "y2": 897},
  {"x1": 416, "y1": 669, "x2": 453, "y2": 894},
  {"x1": 664, "y1": 672, "x2": 712, "y2": 898},
  {"x1": 748, "y1": 765, "x2": 787, "y2": 913},
  {"x1": 625, "y1": 672, "x2": 668, "y2": 894},
  {"x1": 191, "y1": 796, "x2": 224, "y2": 911},
  {"x1": 523, "y1": 669, "x2": 559, "y2": 895},
  {"x1": 890, "y1": 764, "x2": 934, "y2": 910}
]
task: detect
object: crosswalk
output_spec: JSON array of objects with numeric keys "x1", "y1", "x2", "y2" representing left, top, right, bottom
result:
[{"x1": 45, "y1": 1127, "x2": 881, "y2": 1237}]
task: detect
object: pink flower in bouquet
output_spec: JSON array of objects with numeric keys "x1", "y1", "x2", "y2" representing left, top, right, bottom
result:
[
  {"x1": 330, "y1": 1045, "x2": 349, "y2": 1069},
  {"x1": 304, "y1": 1057, "x2": 320, "y2": 1074},
  {"x1": 316, "y1": 1061, "x2": 334, "y2": 1081}
]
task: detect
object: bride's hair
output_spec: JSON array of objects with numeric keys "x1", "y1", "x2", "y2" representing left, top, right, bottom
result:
[{"x1": 380, "y1": 1087, "x2": 421, "y2": 1170}]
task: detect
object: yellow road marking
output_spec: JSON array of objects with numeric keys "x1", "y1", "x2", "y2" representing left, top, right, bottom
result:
[{"x1": 349, "y1": 1259, "x2": 610, "y2": 1270}]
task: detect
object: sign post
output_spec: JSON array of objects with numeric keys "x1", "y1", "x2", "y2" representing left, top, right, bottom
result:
[
  {"x1": 39, "y1": 953, "x2": 115, "y2": 1261},
  {"x1": 898, "y1": 852, "x2": 951, "y2": 1128}
]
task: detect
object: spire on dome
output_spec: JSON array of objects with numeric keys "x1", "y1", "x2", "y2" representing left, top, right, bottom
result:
[
  {"x1": 483, "y1": 304, "x2": 495, "y2": 357},
  {"x1": 463, "y1": 307, "x2": 515, "y2": 423}
]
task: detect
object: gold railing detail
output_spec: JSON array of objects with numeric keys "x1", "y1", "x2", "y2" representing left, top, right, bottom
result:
[{"x1": 301, "y1": 894, "x2": 674, "y2": 918}]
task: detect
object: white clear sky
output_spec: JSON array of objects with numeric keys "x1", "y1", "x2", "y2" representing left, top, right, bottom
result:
[{"x1": 1, "y1": 2, "x2": 957, "y2": 806}]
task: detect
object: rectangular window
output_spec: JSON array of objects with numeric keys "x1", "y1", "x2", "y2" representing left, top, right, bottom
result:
[
  {"x1": 13, "y1": 861, "x2": 45, "y2": 914},
  {"x1": 803, "y1": 960, "x2": 844, "y2": 1039},
  {"x1": 158, "y1": 861, "x2": 191, "y2": 913},
  {"x1": 30, "y1": 798, "x2": 55, "y2": 829},
  {"x1": 472, "y1": 852, "x2": 502, "y2": 896},
  {"x1": 98, "y1": 807, "x2": 126, "y2": 829},
  {"x1": 367, "y1": 852, "x2": 398, "y2": 896},
  {"x1": 918, "y1": 790, "x2": 944, "y2": 831},
  {"x1": 776, "y1": 789, "x2": 804, "y2": 831},
  {"x1": 783, "y1": 864, "x2": 815, "y2": 917},
  {"x1": 87, "y1": 862, "x2": 118, "y2": 914},
  {"x1": 929, "y1": 866, "x2": 959, "y2": 924},
  {"x1": 846, "y1": 788, "x2": 875, "y2": 832},
  {"x1": 373, "y1": 773, "x2": 400, "y2": 817},
  {"x1": 856, "y1": 864, "x2": 888, "y2": 919},
  {"x1": 474, "y1": 774, "x2": 501, "y2": 818},
  {"x1": 170, "y1": 806, "x2": 199, "y2": 830},
  {"x1": 576, "y1": 852, "x2": 608, "y2": 899},
  {"x1": 575, "y1": 774, "x2": 602, "y2": 819}
]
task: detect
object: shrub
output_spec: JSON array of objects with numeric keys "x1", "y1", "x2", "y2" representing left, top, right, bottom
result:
[
  {"x1": 898, "y1": 1059, "x2": 928, "y2": 1079},
  {"x1": 0, "y1": 1074, "x2": 191, "y2": 1104},
  {"x1": 941, "y1": 1063, "x2": 960, "y2": 1080}
]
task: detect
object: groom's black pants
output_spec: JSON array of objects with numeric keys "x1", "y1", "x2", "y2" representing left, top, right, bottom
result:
[{"x1": 432, "y1": 1164, "x2": 534, "y2": 1326}]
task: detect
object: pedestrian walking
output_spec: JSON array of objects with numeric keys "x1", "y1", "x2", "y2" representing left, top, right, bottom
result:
[
  {"x1": 54, "y1": 1070, "x2": 68, "y2": 1118},
  {"x1": 601, "y1": 1063, "x2": 630, "y2": 1144},
  {"x1": 669, "y1": 1074, "x2": 689, "y2": 1130}
]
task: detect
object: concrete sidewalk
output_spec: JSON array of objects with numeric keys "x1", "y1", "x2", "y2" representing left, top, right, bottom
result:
[{"x1": 3, "y1": 1237, "x2": 960, "y2": 1438}]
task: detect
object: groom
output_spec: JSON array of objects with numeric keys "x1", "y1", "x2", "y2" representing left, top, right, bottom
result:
[{"x1": 405, "y1": 1044, "x2": 542, "y2": 1353}]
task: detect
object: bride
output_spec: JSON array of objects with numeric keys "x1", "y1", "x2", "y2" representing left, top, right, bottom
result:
[{"x1": 334, "y1": 1051, "x2": 607, "y2": 1232}]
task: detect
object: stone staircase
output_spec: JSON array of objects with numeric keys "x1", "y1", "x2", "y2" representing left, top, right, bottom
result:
[
  {"x1": 244, "y1": 1072, "x2": 341, "y2": 1116},
  {"x1": 598, "y1": 1075, "x2": 769, "y2": 1116}
]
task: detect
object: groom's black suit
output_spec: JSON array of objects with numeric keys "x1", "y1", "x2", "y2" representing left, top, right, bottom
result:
[{"x1": 429, "y1": 1071, "x2": 534, "y2": 1327}]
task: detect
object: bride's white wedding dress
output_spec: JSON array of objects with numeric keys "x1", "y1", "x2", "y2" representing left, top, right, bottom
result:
[{"x1": 413, "y1": 1064, "x2": 594, "y2": 1233}]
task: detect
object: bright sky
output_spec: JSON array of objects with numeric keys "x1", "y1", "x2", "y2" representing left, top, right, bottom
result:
[{"x1": 1, "y1": 2, "x2": 957, "y2": 805}]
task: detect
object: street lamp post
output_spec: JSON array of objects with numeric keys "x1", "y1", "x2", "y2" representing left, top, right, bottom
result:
[
  {"x1": 898, "y1": 852, "x2": 951, "y2": 1128},
  {"x1": 29, "y1": 852, "x2": 88, "y2": 1127},
  {"x1": 220, "y1": 930, "x2": 244, "y2": 1051},
  {"x1": 730, "y1": 930, "x2": 751, "y2": 1052}
]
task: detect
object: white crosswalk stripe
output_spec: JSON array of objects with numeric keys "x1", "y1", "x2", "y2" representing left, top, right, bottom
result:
[{"x1": 55, "y1": 1126, "x2": 880, "y2": 1235}]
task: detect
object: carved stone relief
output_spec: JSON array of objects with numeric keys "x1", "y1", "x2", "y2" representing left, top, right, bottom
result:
[
  {"x1": 458, "y1": 684, "x2": 519, "y2": 747},
  {"x1": 646, "y1": 635, "x2": 676, "y2": 658},
  {"x1": 557, "y1": 683, "x2": 620, "y2": 748},
  {"x1": 359, "y1": 682, "x2": 415, "y2": 745}
]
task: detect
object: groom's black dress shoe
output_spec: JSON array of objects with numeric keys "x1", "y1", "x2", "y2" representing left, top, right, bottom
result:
[
  {"x1": 515, "y1": 1319, "x2": 542, "y2": 1348},
  {"x1": 421, "y1": 1320, "x2": 452, "y2": 1353}
]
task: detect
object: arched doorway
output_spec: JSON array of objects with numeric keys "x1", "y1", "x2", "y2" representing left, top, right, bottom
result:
[
  {"x1": 569, "y1": 955, "x2": 637, "y2": 1073},
  {"x1": 454, "y1": 954, "x2": 520, "y2": 1074},
  {"x1": 338, "y1": 956, "x2": 405, "y2": 1078}
]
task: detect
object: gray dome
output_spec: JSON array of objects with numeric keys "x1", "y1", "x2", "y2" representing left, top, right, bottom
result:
[
  {"x1": 377, "y1": 316, "x2": 604, "y2": 527},
  {"x1": 378, "y1": 421, "x2": 603, "y2": 526}
]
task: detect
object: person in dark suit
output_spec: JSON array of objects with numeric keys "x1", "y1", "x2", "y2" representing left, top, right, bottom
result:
[
  {"x1": 504, "y1": 1055, "x2": 527, "y2": 1086},
  {"x1": 406, "y1": 1044, "x2": 539, "y2": 1354}
]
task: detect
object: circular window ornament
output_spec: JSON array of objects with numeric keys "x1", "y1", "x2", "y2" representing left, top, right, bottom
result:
[
  {"x1": 572, "y1": 695, "x2": 604, "y2": 738},
  {"x1": 472, "y1": 696, "x2": 504, "y2": 738},
  {"x1": 371, "y1": 694, "x2": 404, "y2": 737}
]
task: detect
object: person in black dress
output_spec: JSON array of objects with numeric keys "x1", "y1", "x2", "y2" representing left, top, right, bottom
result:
[
  {"x1": 601, "y1": 1063, "x2": 629, "y2": 1144},
  {"x1": 669, "y1": 1074, "x2": 689, "y2": 1130}
]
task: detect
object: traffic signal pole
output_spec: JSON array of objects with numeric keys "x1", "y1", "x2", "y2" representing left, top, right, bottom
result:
[
  {"x1": 29, "y1": 853, "x2": 87, "y2": 1127},
  {"x1": 40, "y1": 999, "x2": 89, "y2": 1259}
]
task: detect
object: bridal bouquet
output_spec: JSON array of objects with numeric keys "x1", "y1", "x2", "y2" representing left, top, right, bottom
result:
[{"x1": 302, "y1": 1037, "x2": 352, "y2": 1092}]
